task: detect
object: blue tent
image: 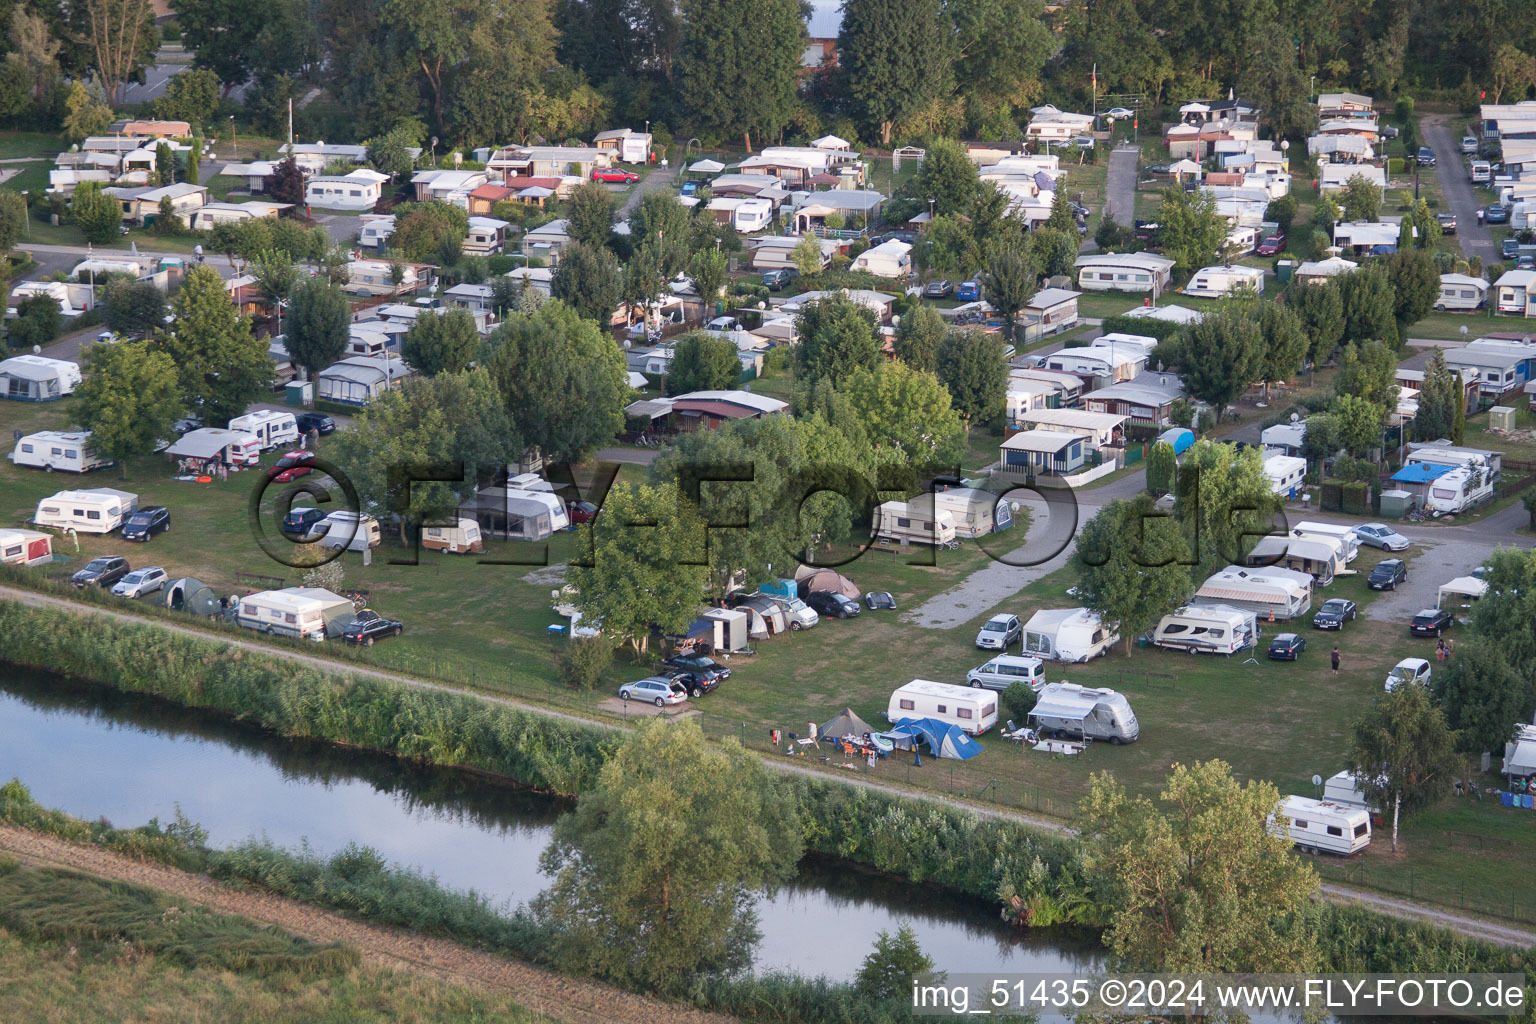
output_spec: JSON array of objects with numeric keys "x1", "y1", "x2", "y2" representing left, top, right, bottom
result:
[
  {"x1": 884, "y1": 718, "x2": 985, "y2": 760},
  {"x1": 1157, "y1": 428, "x2": 1195, "y2": 456}
]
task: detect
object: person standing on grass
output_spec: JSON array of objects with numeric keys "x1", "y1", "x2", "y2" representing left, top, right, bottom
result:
[{"x1": 1331, "y1": 646, "x2": 1341, "y2": 674}]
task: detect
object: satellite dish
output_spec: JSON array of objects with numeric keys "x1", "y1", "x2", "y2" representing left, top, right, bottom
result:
[
  {"x1": 32, "y1": 344, "x2": 40, "y2": 354},
  {"x1": 1290, "y1": 412, "x2": 1299, "y2": 423},
  {"x1": 1460, "y1": 325, "x2": 1469, "y2": 337},
  {"x1": 1312, "y1": 774, "x2": 1322, "y2": 787}
]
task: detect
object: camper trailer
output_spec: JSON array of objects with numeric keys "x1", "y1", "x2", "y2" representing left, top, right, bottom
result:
[
  {"x1": 1152, "y1": 604, "x2": 1257, "y2": 654},
  {"x1": 0, "y1": 528, "x2": 53, "y2": 566},
  {"x1": 886, "y1": 679, "x2": 998, "y2": 735},
  {"x1": 931, "y1": 488, "x2": 1014, "y2": 538},
  {"x1": 1272, "y1": 795, "x2": 1371, "y2": 855},
  {"x1": 1021, "y1": 607, "x2": 1119, "y2": 661},
  {"x1": 421, "y1": 517, "x2": 483, "y2": 554},
  {"x1": 228, "y1": 410, "x2": 300, "y2": 451},
  {"x1": 9, "y1": 431, "x2": 113, "y2": 473},
  {"x1": 1291, "y1": 521, "x2": 1361, "y2": 564},
  {"x1": 33, "y1": 488, "x2": 138, "y2": 534},
  {"x1": 1183, "y1": 264, "x2": 1265, "y2": 298},
  {"x1": 317, "y1": 511, "x2": 382, "y2": 552},
  {"x1": 1028, "y1": 682, "x2": 1139, "y2": 744},
  {"x1": 873, "y1": 499, "x2": 958, "y2": 547},
  {"x1": 164, "y1": 428, "x2": 262, "y2": 467},
  {"x1": 1247, "y1": 534, "x2": 1345, "y2": 586},
  {"x1": 235, "y1": 587, "x2": 357, "y2": 641},
  {"x1": 1194, "y1": 568, "x2": 1312, "y2": 619},
  {"x1": 1425, "y1": 464, "x2": 1493, "y2": 514},
  {"x1": 1322, "y1": 771, "x2": 1378, "y2": 811},
  {"x1": 0, "y1": 355, "x2": 82, "y2": 401}
]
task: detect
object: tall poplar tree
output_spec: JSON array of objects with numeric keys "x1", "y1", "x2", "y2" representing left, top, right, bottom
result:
[
  {"x1": 675, "y1": 0, "x2": 806, "y2": 152},
  {"x1": 839, "y1": 0, "x2": 954, "y2": 144}
]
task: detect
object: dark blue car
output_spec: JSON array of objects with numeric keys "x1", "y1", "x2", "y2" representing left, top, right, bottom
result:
[
  {"x1": 282, "y1": 506, "x2": 329, "y2": 538},
  {"x1": 957, "y1": 280, "x2": 981, "y2": 301}
]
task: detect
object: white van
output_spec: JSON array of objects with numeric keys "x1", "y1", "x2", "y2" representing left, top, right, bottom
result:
[
  {"x1": 421, "y1": 517, "x2": 483, "y2": 554},
  {"x1": 1028, "y1": 682, "x2": 1139, "y2": 744},
  {"x1": 1151, "y1": 604, "x2": 1256, "y2": 655},
  {"x1": 763, "y1": 593, "x2": 819, "y2": 631},
  {"x1": 966, "y1": 654, "x2": 1045, "y2": 692},
  {"x1": 873, "y1": 499, "x2": 958, "y2": 548},
  {"x1": 33, "y1": 488, "x2": 139, "y2": 534},
  {"x1": 1272, "y1": 795, "x2": 1371, "y2": 855},
  {"x1": 318, "y1": 510, "x2": 383, "y2": 552},
  {"x1": 229, "y1": 410, "x2": 301, "y2": 452},
  {"x1": 1471, "y1": 161, "x2": 1491, "y2": 184},
  {"x1": 9, "y1": 431, "x2": 113, "y2": 473},
  {"x1": 886, "y1": 679, "x2": 998, "y2": 735}
]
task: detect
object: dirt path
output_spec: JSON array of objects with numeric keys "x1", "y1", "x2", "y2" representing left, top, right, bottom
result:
[{"x1": 0, "y1": 823, "x2": 738, "y2": 1024}]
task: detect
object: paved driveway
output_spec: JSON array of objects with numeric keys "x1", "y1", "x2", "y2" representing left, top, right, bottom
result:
[
  {"x1": 1422, "y1": 114, "x2": 1496, "y2": 266},
  {"x1": 1102, "y1": 145, "x2": 1140, "y2": 228}
]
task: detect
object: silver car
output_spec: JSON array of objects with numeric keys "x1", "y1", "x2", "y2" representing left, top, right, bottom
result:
[
  {"x1": 975, "y1": 613, "x2": 1022, "y2": 650},
  {"x1": 618, "y1": 676, "x2": 688, "y2": 707},
  {"x1": 111, "y1": 566, "x2": 167, "y2": 598},
  {"x1": 1353, "y1": 523, "x2": 1410, "y2": 552}
]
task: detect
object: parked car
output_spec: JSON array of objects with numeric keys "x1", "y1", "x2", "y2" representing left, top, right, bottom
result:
[
  {"x1": 806, "y1": 591, "x2": 861, "y2": 619},
  {"x1": 1409, "y1": 608, "x2": 1455, "y2": 637},
  {"x1": 1354, "y1": 523, "x2": 1410, "y2": 551},
  {"x1": 1461, "y1": 135, "x2": 1479, "y2": 154},
  {"x1": 268, "y1": 449, "x2": 316, "y2": 482},
  {"x1": 1416, "y1": 146, "x2": 1436, "y2": 166},
  {"x1": 172, "y1": 414, "x2": 204, "y2": 435},
  {"x1": 592, "y1": 168, "x2": 640, "y2": 184},
  {"x1": 1503, "y1": 237, "x2": 1521, "y2": 259},
  {"x1": 706, "y1": 315, "x2": 741, "y2": 332},
  {"x1": 120, "y1": 505, "x2": 170, "y2": 542},
  {"x1": 957, "y1": 280, "x2": 982, "y2": 301},
  {"x1": 924, "y1": 279, "x2": 954, "y2": 298},
  {"x1": 1385, "y1": 657, "x2": 1432, "y2": 693},
  {"x1": 1143, "y1": 164, "x2": 1171, "y2": 175},
  {"x1": 976, "y1": 613, "x2": 1022, "y2": 650},
  {"x1": 1105, "y1": 106, "x2": 1135, "y2": 119},
  {"x1": 1267, "y1": 633, "x2": 1307, "y2": 660},
  {"x1": 1486, "y1": 204, "x2": 1510, "y2": 224},
  {"x1": 1255, "y1": 234, "x2": 1287, "y2": 256},
  {"x1": 282, "y1": 506, "x2": 329, "y2": 539},
  {"x1": 664, "y1": 653, "x2": 731, "y2": 680},
  {"x1": 619, "y1": 676, "x2": 687, "y2": 706},
  {"x1": 680, "y1": 181, "x2": 699, "y2": 197},
  {"x1": 1436, "y1": 212, "x2": 1457, "y2": 235},
  {"x1": 72, "y1": 555, "x2": 129, "y2": 589},
  {"x1": 295, "y1": 412, "x2": 336, "y2": 435},
  {"x1": 111, "y1": 566, "x2": 167, "y2": 598},
  {"x1": 342, "y1": 610, "x2": 403, "y2": 646},
  {"x1": 1520, "y1": 255, "x2": 1536, "y2": 271},
  {"x1": 1072, "y1": 135, "x2": 1095, "y2": 150},
  {"x1": 564, "y1": 500, "x2": 597, "y2": 525},
  {"x1": 1312, "y1": 598, "x2": 1357, "y2": 630},
  {"x1": 1368, "y1": 558, "x2": 1409, "y2": 590},
  {"x1": 865, "y1": 591, "x2": 897, "y2": 610},
  {"x1": 1380, "y1": 124, "x2": 1400, "y2": 139},
  {"x1": 762, "y1": 268, "x2": 799, "y2": 291},
  {"x1": 664, "y1": 667, "x2": 718, "y2": 697}
]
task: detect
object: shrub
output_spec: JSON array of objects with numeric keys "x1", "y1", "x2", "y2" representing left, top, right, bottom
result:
[
  {"x1": 556, "y1": 636, "x2": 616, "y2": 690},
  {"x1": 1002, "y1": 681, "x2": 1037, "y2": 723}
]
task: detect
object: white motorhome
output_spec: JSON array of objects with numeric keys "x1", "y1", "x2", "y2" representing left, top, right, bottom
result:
[
  {"x1": 1262, "y1": 453, "x2": 1307, "y2": 499},
  {"x1": 1028, "y1": 682, "x2": 1139, "y2": 744},
  {"x1": 872, "y1": 499, "x2": 958, "y2": 548},
  {"x1": 1021, "y1": 607, "x2": 1119, "y2": 662},
  {"x1": 1272, "y1": 795, "x2": 1371, "y2": 855},
  {"x1": 228, "y1": 410, "x2": 300, "y2": 451},
  {"x1": 318, "y1": 511, "x2": 383, "y2": 552},
  {"x1": 1152, "y1": 604, "x2": 1257, "y2": 655},
  {"x1": 235, "y1": 587, "x2": 357, "y2": 641},
  {"x1": 1425, "y1": 464, "x2": 1493, "y2": 514},
  {"x1": 33, "y1": 488, "x2": 139, "y2": 534},
  {"x1": 1290, "y1": 521, "x2": 1361, "y2": 563},
  {"x1": 9, "y1": 431, "x2": 113, "y2": 473},
  {"x1": 421, "y1": 517, "x2": 483, "y2": 554},
  {"x1": 966, "y1": 654, "x2": 1046, "y2": 692},
  {"x1": 886, "y1": 679, "x2": 998, "y2": 736}
]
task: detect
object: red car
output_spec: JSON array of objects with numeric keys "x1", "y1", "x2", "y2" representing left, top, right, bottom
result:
[
  {"x1": 268, "y1": 449, "x2": 316, "y2": 482},
  {"x1": 1255, "y1": 233, "x2": 1286, "y2": 256},
  {"x1": 567, "y1": 500, "x2": 599, "y2": 524},
  {"x1": 591, "y1": 168, "x2": 640, "y2": 184}
]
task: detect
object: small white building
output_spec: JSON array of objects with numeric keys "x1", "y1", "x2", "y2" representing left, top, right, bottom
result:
[
  {"x1": 1294, "y1": 256, "x2": 1358, "y2": 285},
  {"x1": 592, "y1": 128, "x2": 653, "y2": 164},
  {"x1": 1183, "y1": 263, "x2": 1265, "y2": 298},
  {"x1": 850, "y1": 239, "x2": 912, "y2": 278},
  {"x1": 304, "y1": 168, "x2": 390, "y2": 211}
]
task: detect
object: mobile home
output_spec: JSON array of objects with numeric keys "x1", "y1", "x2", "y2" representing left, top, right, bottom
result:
[
  {"x1": 931, "y1": 487, "x2": 1014, "y2": 538},
  {"x1": 421, "y1": 517, "x2": 484, "y2": 554},
  {"x1": 886, "y1": 679, "x2": 998, "y2": 736},
  {"x1": 873, "y1": 499, "x2": 957, "y2": 547},
  {"x1": 1290, "y1": 521, "x2": 1360, "y2": 563},
  {"x1": 0, "y1": 355, "x2": 81, "y2": 401},
  {"x1": 1182, "y1": 264, "x2": 1265, "y2": 298},
  {"x1": 1194, "y1": 567, "x2": 1312, "y2": 619},
  {"x1": 1245, "y1": 533, "x2": 1345, "y2": 586},
  {"x1": 235, "y1": 587, "x2": 357, "y2": 641},
  {"x1": 1027, "y1": 682, "x2": 1139, "y2": 744},
  {"x1": 317, "y1": 511, "x2": 382, "y2": 552},
  {"x1": 9, "y1": 431, "x2": 113, "y2": 473},
  {"x1": 1272, "y1": 795, "x2": 1371, "y2": 855},
  {"x1": 1424, "y1": 464, "x2": 1493, "y2": 514},
  {"x1": 1152, "y1": 604, "x2": 1257, "y2": 654},
  {"x1": 33, "y1": 488, "x2": 139, "y2": 534},
  {"x1": 164, "y1": 428, "x2": 263, "y2": 468},
  {"x1": 1262, "y1": 453, "x2": 1308, "y2": 499},
  {"x1": 1434, "y1": 274, "x2": 1489, "y2": 311},
  {"x1": 228, "y1": 410, "x2": 300, "y2": 451},
  {"x1": 1021, "y1": 607, "x2": 1119, "y2": 662},
  {"x1": 0, "y1": 528, "x2": 53, "y2": 566}
]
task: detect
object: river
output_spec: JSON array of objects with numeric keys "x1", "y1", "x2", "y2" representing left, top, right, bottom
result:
[{"x1": 0, "y1": 669, "x2": 1102, "y2": 982}]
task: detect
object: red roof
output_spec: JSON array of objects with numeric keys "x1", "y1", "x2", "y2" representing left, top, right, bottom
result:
[
  {"x1": 470, "y1": 183, "x2": 516, "y2": 201},
  {"x1": 672, "y1": 399, "x2": 759, "y2": 420},
  {"x1": 500, "y1": 176, "x2": 562, "y2": 191}
]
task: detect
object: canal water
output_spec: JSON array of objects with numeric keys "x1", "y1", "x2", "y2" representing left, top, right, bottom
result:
[{"x1": 0, "y1": 669, "x2": 1102, "y2": 981}]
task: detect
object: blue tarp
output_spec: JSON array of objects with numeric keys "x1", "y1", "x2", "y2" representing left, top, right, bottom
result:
[
  {"x1": 1391, "y1": 463, "x2": 1453, "y2": 484},
  {"x1": 1157, "y1": 428, "x2": 1195, "y2": 456},
  {"x1": 884, "y1": 717, "x2": 985, "y2": 760}
]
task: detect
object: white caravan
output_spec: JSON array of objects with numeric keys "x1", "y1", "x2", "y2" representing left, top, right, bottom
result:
[
  {"x1": 235, "y1": 587, "x2": 357, "y2": 641},
  {"x1": 1021, "y1": 607, "x2": 1119, "y2": 662},
  {"x1": 1425, "y1": 465, "x2": 1493, "y2": 514},
  {"x1": 1152, "y1": 604, "x2": 1257, "y2": 655},
  {"x1": 228, "y1": 410, "x2": 300, "y2": 451},
  {"x1": 872, "y1": 499, "x2": 958, "y2": 547},
  {"x1": 421, "y1": 517, "x2": 483, "y2": 554},
  {"x1": 0, "y1": 528, "x2": 53, "y2": 566},
  {"x1": 1027, "y1": 682, "x2": 1139, "y2": 744},
  {"x1": 318, "y1": 510, "x2": 383, "y2": 552},
  {"x1": 1272, "y1": 795, "x2": 1371, "y2": 855},
  {"x1": 1290, "y1": 521, "x2": 1361, "y2": 564},
  {"x1": 1323, "y1": 770, "x2": 1381, "y2": 812},
  {"x1": 886, "y1": 679, "x2": 998, "y2": 736},
  {"x1": 931, "y1": 487, "x2": 1014, "y2": 538},
  {"x1": 33, "y1": 488, "x2": 139, "y2": 534},
  {"x1": 9, "y1": 431, "x2": 113, "y2": 473}
]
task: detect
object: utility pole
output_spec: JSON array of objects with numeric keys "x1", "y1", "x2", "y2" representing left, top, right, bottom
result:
[{"x1": 287, "y1": 97, "x2": 294, "y2": 151}]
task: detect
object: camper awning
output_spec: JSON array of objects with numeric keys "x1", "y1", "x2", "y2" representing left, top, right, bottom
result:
[
  {"x1": 1196, "y1": 584, "x2": 1283, "y2": 604},
  {"x1": 1028, "y1": 696, "x2": 1093, "y2": 721}
]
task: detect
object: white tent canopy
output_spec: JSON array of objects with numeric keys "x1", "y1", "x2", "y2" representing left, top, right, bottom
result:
[
  {"x1": 688, "y1": 159, "x2": 725, "y2": 173},
  {"x1": 1436, "y1": 576, "x2": 1488, "y2": 609}
]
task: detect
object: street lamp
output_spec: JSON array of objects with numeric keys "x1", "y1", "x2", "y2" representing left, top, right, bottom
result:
[
  {"x1": 928, "y1": 197, "x2": 935, "y2": 221},
  {"x1": 229, "y1": 116, "x2": 237, "y2": 159},
  {"x1": 19, "y1": 190, "x2": 28, "y2": 238}
]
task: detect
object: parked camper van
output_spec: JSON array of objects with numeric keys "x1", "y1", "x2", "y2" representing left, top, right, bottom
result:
[
  {"x1": 33, "y1": 488, "x2": 138, "y2": 534},
  {"x1": 235, "y1": 587, "x2": 357, "y2": 641},
  {"x1": 318, "y1": 510, "x2": 383, "y2": 552},
  {"x1": 229, "y1": 410, "x2": 300, "y2": 452},
  {"x1": 1291, "y1": 521, "x2": 1360, "y2": 564},
  {"x1": 9, "y1": 431, "x2": 112, "y2": 473},
  {"x1": 1028, "y1": 682, "x2": 1139, "y2": 744},
  {"x1": 1021, "y1": 607, "x2": 1119, "y2": 661},
  {"x1": 1425, "y1": 464, "x2": 1493, "y2": 514},
  {"x1": 421, "y1": 517, "x2": 483, "y2": 554},
  {"x1": 1272, "y1": 795, "x2": 1371, "y2": 855},
  {"x1": 966, "y1": 654, "x2": 1045, "y2": 692},
  {"x1": 1151, "y1": 604, "x2": 1257, "y2": 655},
  {"x1": 873, "y1": 499, "x2": 958, "y2": 548},
  {"x1": 886, "y1": 679, "x2": 998, "y2": 735}
]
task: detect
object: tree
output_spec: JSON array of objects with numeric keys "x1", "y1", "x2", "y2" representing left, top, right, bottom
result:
[
  {"x1": 551, "y1": 241, "x2": 622, "y2": 324},
  {"x1": 1265, "y1": 194, "x2": 1298, "y2": 234},
  {"x1": 1162, "y1": 301, "x2": 1263, "y2": 421},
  {"x1": 935, "y1": 329, "x2": 1006, "y2": 427},
  {"x1": 1299, "y1": 413, "x2": 1337, "y2": 475},
  {"x1": 790, "y1": 235, "x2": 825, "y2": 279},
  {"x1": 61, "y1": 81, "x2": 113, "y2": 143},
  {"x1": 1349, "y1": 685, "x2": 1459, "y2": 851},
  {"x1": 284, "y1": 277, "x2": 351, "y2": 379},
  {"x1": 856, "y1": 926, "x2": 934, "y2": 1001},
  {"x1": 72, "y1": 180, "x2": 123, "y2": 244},
  {"x1": 1145, "y1": 441, "x2": 1175, "y2": 496},
  {"x1": 1077, "y1": 760, "x2": 1320, "y2": 973},
  {"x1": 906, "y1": 137, "x2": 980, "y2": 218},
  {"x1": 248, "y1": 249, "x2": 299, "y2": 310},
  {"x1": 402, "y1": 307, "x2": 479, "y2": 376},
  {"x1": 1413, "y1": 348, "x2": 1460, "y2": 442},
  {"x1": 839, "y1": 0, "x2": 954, "y2": 145},
  {"x1": 390, "y1": 201, "x2": 470, "y2": 263},
  {"x1": 1025, "y1": 226, "x2": 1077, "y2": 279},
  {"x1": 1073, "y1": 495, "x2": 1194, "y2": 655},
  {"x1": 101, "y1": 278, "x2": 167, "y2": 337},
  {"x1": 675, "y1": 0, "x2": 806, "y2": 152},
  {"x1": 159, "y1": 264, "x2": 272, "y2": 423},
  {"x1": 1385, "y1": 247, "x2": 1439, "y2": 332},
  {"x1": 1155, "y1": 187, "x2": 1228, "y2": 274},
  {"x1": 916, "y1": 214, "x2": 980, "y2": 277},
  {"x1": 666, "y1": 331, "x2": 740, "y2": 394},
  {"x1": 840, "y1": 361, "x2": 963, "y2": 467},
  {"x1": 7, "y1": 295, "x2": 62, "y2": 349},
  {"x1": 1286, "y1": 277, "x2": 1345, "y2": 365},
  {"x1": 183, "y1": 138, "x2": 200, "y2": 185},
  {"x1": 537, "y1": 719, "x2": 801, "y2": 986},
  {"x1": 1338, "y1": 263, "x2": 1398, "y2": 347},
  {"x1": 1331, "y1": 393, "x2": 1384, "y2": 458},
  {"x1": 481, "y1": 299, "x2": 630, "y2": 462},
  {"x1": 565, "y1": 181, "x2": 615, "y2": 249},
  {"x1": 690, "y1": 247, "x2": 728, "y2": 308},
  {"x1": 326, "y1": 383, "x2": 459, "y2": 540},
  {"x1": 77, "y1": 0, "x2": 159, "y2": 102},
  {"x1": 949, "y1": 0, "x2": 1052, "y2": 136},
  {"x1": 151, "y1": 67, "x2": 219, "y2": 123},
  {"x1": 153, "y1": 141, "x2": 175, "y2": 185},
  {"x1": 892, "y1": 304, "x2": 945, "y2": 372},
  {"x1": 1490, "y1": 44, "x2": 1536, "y2": 104},
  {"x1": 0, "y1": 192, "x2": 29, "y2": 254},
  {"x1": 1453, "y1": 371, "x2": 1466, "y2": 444},
  {"x1": 6, "y1": 10, "x2": 61, "y2": 108},
  {"x1": 1174, "y1": 440, "x2": 1280, "y2": 570},
  {"x1": 1044, "y1": 186, "x2": 1076, "y2": 233},
  {"x1": 380, "y1": 0, "x2": 476, "y2": 130},
  {"x1": 365, "y1": 120, "x2": 424, "y2": 181},
  {"x1": 75, "y1": 340, "x2": 183, "y2": 474},
  {"x1": 794, "y1": 297, "x2": 879, "y2": 385},
  {"x1": 262, "y1": 157, "x2": 306, "y2": 208},
  {"x1": 1339, "y1": 173, "x2": 1382, "y2": 222},
  {"x1": 1333, "y1": 340, "x2": 1398, "y2": 410},
  {"x1": 984, "y1": 250, "x2": 1037, "y2": 344}
]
